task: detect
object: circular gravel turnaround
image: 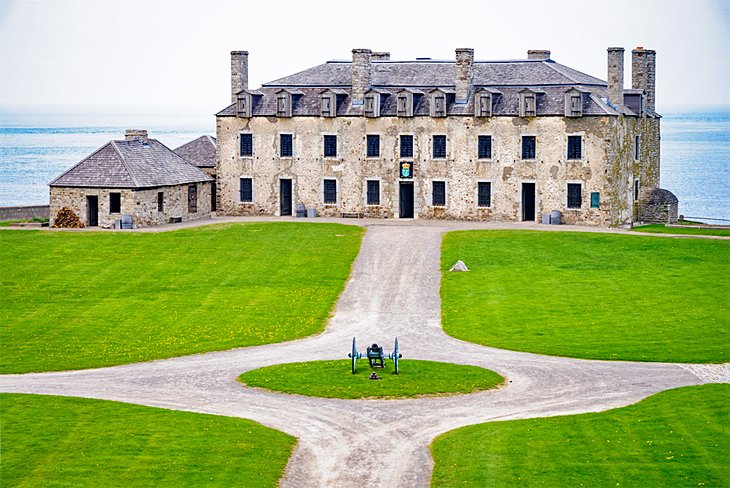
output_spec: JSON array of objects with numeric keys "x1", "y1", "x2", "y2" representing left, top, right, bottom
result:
[{"x1": 238, "y1": 360, "x2": 505, "y2": 399}]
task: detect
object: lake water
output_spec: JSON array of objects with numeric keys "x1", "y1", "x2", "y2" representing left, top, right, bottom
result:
[{"x1": 0, "y1": 108, "x2": 728, "y2": 222}]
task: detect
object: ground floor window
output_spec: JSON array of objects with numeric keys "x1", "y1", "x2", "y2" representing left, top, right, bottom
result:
[
  {"x1": 188, "y1": 184, "x2": 198, "y2": 213},
  {"x1": 110, "y1": 192, "x2": 121, "y2": 213},
  {"x1": 240, "y1": 178, "x2": 253, "y2": 203},
  {"x1": 366, "y1": 180, "x2": 380, "y2": 205},
  {"x1": 567, "y1": 183, "x2": 582, "y2": 209},
  {"x1": 477, "y1": 181, "x2": 491, "y2": 207},
  {"x1": 432, "y1": 181, "x2": 446, "y2": 206},
  {"x1": 157, "y1": 191, "x2": 164, "y2": 212},
  {"x1": 323, "y1": 179, "x2": 337, "y2": 204}
]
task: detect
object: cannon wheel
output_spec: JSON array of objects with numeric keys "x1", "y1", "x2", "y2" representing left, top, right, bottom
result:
[
  {"x1": 350, "y1": 337, "x2": 357, "y2": 374},
  {"x1": 393, "y1": 337, "x2": 400, "y2": 375}
]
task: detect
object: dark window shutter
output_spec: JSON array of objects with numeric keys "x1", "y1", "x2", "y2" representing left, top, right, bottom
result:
[
  {"x1": 567, "y1": 136, "x2": 581, "y2": 160},
  {"x1": 280, "y1": 134, "x2": 293, "y2": 157},
  {"x1": 400, "y1": 135, "x2": 413, "y2": 158},
  {"x1": 324, "y1": 179, "x2": 337, "y2": 203},
  {"x1": 522, "y1": 136, "x2": 536, "y2": 159},
  {"x1": 240, "y1": 178, "x2": 253, "y2": 203},
  {"x1": 367, "y1": 135, "x2": 380, "y2": 158},
  {"x1": 590, "y1": 192, "x2": 600, "y2": 208},
  {"x1": 433, "y1": 135, "x2": 446, "y2": 159},
  {"x1": 567, "y1": 183, "x2": 581, "y2": 209},
  {"x1": 478, "y1": 135, "x2": 492, "y2": 159},
  {"x1": 367, "y1": 180, "x2": 380, "y2": 205},
  {"x1": 432, "y1": 181, "x2": 446, "y2": 206}
]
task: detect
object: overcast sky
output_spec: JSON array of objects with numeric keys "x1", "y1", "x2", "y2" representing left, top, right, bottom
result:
[{"x1": 0, "y1": 0, "x2": 728, "y2": 117}]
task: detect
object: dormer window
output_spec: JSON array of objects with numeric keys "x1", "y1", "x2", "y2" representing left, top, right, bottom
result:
[
  {"x1": 397, "y1": 91, "x2": 414, "y2": 117},
  {"x1": 321, "y1": 93, "x2": 335, "y2": 117},
  {"x1": 237, "y1": 93, "x2": 251, "y2": 118},
  {"x1": 623, "y1": 89, "x2": 645, "y2": 116},
  {"x1": 519, "y1": 89, "x2": 542, "y2": 117},
  {"x1": 277, "y1": 91, "x2": 292, "y2": 117},
  {"x1": 363, "y1": 90, "x2": 386, "y2": 118},
  {"x1": 564, "y1": 89, "x2": 583, "y2": 117},
  {"x1": 431, "y1": 92, "x2": 447, "y2": 117}
]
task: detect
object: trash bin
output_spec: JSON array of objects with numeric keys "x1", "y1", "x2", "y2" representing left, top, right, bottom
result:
[
  {"x1": 295, "y1": 204, "x2": 306, "y2": 218},
  {"x1": 307, "y1": 207, "x2": 316, "y2": 218},
  {"x1": 541, "y1": 213, "x2": 551, "y2": 224},
  {"x1": 120, "y1": 214, "x2": 133, "y2": 229},
  {"x1": 550, "y1": 210, "x2": 561, "y2": 225}
]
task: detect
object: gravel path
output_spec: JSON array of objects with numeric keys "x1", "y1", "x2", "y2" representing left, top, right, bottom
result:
[{"x1": 1, "y1": 220, "x2": 727, "y2": 487}]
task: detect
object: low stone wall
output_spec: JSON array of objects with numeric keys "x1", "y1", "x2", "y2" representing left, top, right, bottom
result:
[
  {"x1": 636, "y1": 187, "x2": 678, "y2": 224},
  {"x1": 0, "y1": 205, "x2": 50, "y2": 221}
]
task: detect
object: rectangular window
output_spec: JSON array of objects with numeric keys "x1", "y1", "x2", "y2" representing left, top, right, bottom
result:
[
  {"x1": 323, "y1": 179, "x2": 337, "y2": 204},
  {"x1": 570, "y1": 94, "x2": 582, "y2": 116},
  {"x1": 366, "y1": 180, "x2": 380, "y2": 205},
  {"x1": 432, "y1": 181, "x2": 446, "y2": 206},
  {"x1": 240, "y1": 178, "x2": 253, "y2": 203},
  {"x1": 188, "y1": 184, "x2": 198, "y2": 213},
  {"x1": 366, "y1": 135, "x2": 380, "y2": 158},
  {"x1": 522, "y1": 136, "x2": 536, "y2": 159},
  {"x1": 324, "y1": 135, "x2": 337, "y2": 158},
  {"x1": 400, "y1": 135, "x2": 413, "y2": 158},
  {"x1": 524, "y1": 95, "x2": 536, "y2": 116},
  {"x1": 433, "y1": 94, "x2": 446, "y2": 116},
  {"x1": 635, "y1": 135, "x2": 641, "y2": 160},
  {"x1": 590, "y1": 192, "x2": 600, "y2": 208},
  {"x1": 240, "y1": 133, "x2": 253, "y2": 157},
  {"x1": 478, "y1": 135, "x2": 492, "y2": 159},
  {"x1": 567, "y1": 183, "x2": 582, "y2": 209},
  {"x1": 157, "y1": 191, "x2": 164, "y2": 212},
  {"x1": 280, "y1": 134, "x2": 293, "y2": 157},
  {"x1": 109, "y1": 192, "x2": 121, "y2": 213},
  {"x1": 567, "y1": 135, "x2": 582, "y2": 160},
  {"x1": 433, "y1": 135, "x2": 446, "y2": 159},
  {"x1": 477, "y1": 182, "x2": 491, "y2": 207},
  {"x1": 634, "y1": 179, "x2": 640, "y2": 200}
]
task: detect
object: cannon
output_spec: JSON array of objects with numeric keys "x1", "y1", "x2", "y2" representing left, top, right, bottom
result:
[{"x1": 348, "y1": 337, "x2": 402, "y2": 374}]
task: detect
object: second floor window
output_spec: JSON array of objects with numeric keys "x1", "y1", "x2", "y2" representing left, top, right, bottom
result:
[
  {"x1": 400, "y1": 135, "x2": 413, "y2": 158},
  {"x1": 367, "y1": 135, "x2": 380, "y2": 158},
  {"x1": 324, "y1": 135, "x2": 337, "y2": 158},
  {"x1": 240, "y1": 133, "x2": 253, "y2": 157},
  {"x1": 635, "y1": 135, "x2": 641, "y2": 160},
  {"x1": 522, "y1": 136, "x2": 536, "y2": 159},
  {"x1": 280, "y1": 134, "x2": 293, "y2": 157},
  {"x1": 433, "y1": 135, "x2": 446, "y2": 159},
  {"x1": 567, "y1": 136, "x2": 582, "y2": 160},
  {"x1": 478, "y1": 135, "x2": 492, "y2": 159}
]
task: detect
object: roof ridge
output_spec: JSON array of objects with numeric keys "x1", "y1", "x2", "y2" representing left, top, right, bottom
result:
[
  {"x1": 49, "y1": 142, "x2": 115, "y2": 186},
  {"x1": 547, "y1": 61, "x2": 606, "y2": 86},
  {"x1": 111, "y1": 140, "x2": 142, "y2": 187},
  {"x1": 205, "y1": 135, "x2": 216, "y2": 146}
]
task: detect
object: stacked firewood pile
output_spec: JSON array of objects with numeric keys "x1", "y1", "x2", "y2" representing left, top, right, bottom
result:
[{"x1": 52, "y1": 207, "x2": 85, "y2": 228}]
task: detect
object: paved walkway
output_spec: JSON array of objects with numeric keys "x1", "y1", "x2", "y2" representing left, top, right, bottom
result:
[{"x1": 1, "y1": 221, "x2": 727, "y2": 486}]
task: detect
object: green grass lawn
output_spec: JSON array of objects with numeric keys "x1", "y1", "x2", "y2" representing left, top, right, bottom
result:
[
  {"x1": 0, "y1": 217, "x2": 48, "y2": 226},
  {"x1": 239, "y1": 360, "x2": 504, "y2": 399},
  {"x1": 0, "y1": 223, "x2": 363, "y2": 374},
  {"x1": 441, "y1": 231, "x2": 729, "y2": 362},
  {"x1": 632, "y1": 223, "x2": 730, "y2": 237},
  {"x1": 0, "y1": 393, "x2": 295, "y2": 487},
  {"x1": 431, "y1": 384, "x2": 730, "y2": 487}
]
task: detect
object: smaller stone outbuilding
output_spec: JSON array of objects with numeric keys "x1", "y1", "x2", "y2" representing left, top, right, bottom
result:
[
  {"x1": 174, "y1": 135, "x2": 217, "y2": 210},
  {"x1": 49, "y1": 130, "x2": 214, "y2": 228},
  {"x1": 636, "y1": 187, "x2": 679, "y2": 224}
]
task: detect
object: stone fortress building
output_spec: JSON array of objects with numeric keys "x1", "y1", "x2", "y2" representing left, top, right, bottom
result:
[{"x1": 215, "y1": 46, "x2": 666, "y2": 226}]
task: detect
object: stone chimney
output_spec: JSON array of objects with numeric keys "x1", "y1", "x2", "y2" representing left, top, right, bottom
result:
[
  {"x1": 607, "y1": 47, "x2": 625, "y2": 108},
  {"x1": 372, "y1": 52, "x2": 390, "y2": 61},
  {"x1": 231, "y1": 50, "x2": 249, "y2": 103},
  {"x1": 351, "y1": 48, "x2": 372, "y2": 105},
  {"x1": 125, "y1": 129, "x2": 148, "y2": 143},
  {"x1": 527, "y1": 50, "x2": 551, "y2": 60},
  {"x1": 455, "y1": 48, "x2": 474, "y2": 103},
  {"x1": 632, "y1": 47, "x2": 656, "y2": 112}
]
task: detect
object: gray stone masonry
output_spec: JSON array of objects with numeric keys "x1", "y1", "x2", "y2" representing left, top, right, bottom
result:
[
  {"x1": 455, "y1": 48, "x2": 474, "y2": 103},
  {"x1": 527, "y1": 49, "x2": 551, "y2": 60},
  {"x1": 0, "y1": 205, "x2": 50, "y2": 221},
  {"x1": 351, "y1": 49, "x2": 372, "y2": 104},
  {"x1": 632, "y1": 47, "x2": 656, "y2": 112},
  {"x1": 231, "y1": 51, "x2": 249, "y2": 103},
  {"x1": 607, "y1": 47, "x2": 625, "y2": 107}
]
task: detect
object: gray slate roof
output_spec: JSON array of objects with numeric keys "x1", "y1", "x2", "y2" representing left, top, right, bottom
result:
[
  {"x1": 217, "y1": 57, "x2": 627, "y2": 118},
  {"x1": 174, "y1": 135, "x2": 217, "y2": 168},
  {"x1": 50, "y1": 139, "x2": 214, "y2": 188}
]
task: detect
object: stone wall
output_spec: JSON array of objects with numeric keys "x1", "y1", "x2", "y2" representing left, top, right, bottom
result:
[
  {"x1": 0, "y1": 205, "x2": 50, "y2": 221},
  {"x1": 637, "y1": 187, "x2": 678, "y2": 224},
  {"x1": 216, "y1": 113, "x2": 657, "y2": 226},
  {"x1": 50, "y1": 183, "x2": 211, "y2": 228}
]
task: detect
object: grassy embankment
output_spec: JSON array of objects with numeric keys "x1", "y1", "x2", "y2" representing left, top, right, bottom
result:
[
  {"x1": 239, "y1": 360, "x2": 504, "y2": 399},
  {"x1": 0, "y1": 223, "x2": 363, "y2": 373},
  {"x1": 632, "y1": 223, "x2": 730, "y2": 236},
  {"x1": 441, "y1": 230, "x2": 729, "y2": 362},
  {"x1": 0, "y1": 393, "x2": 295, "y2": 487},
  {"x1": 431, "y1": 384, "x2": 730, "y2": 487}
]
